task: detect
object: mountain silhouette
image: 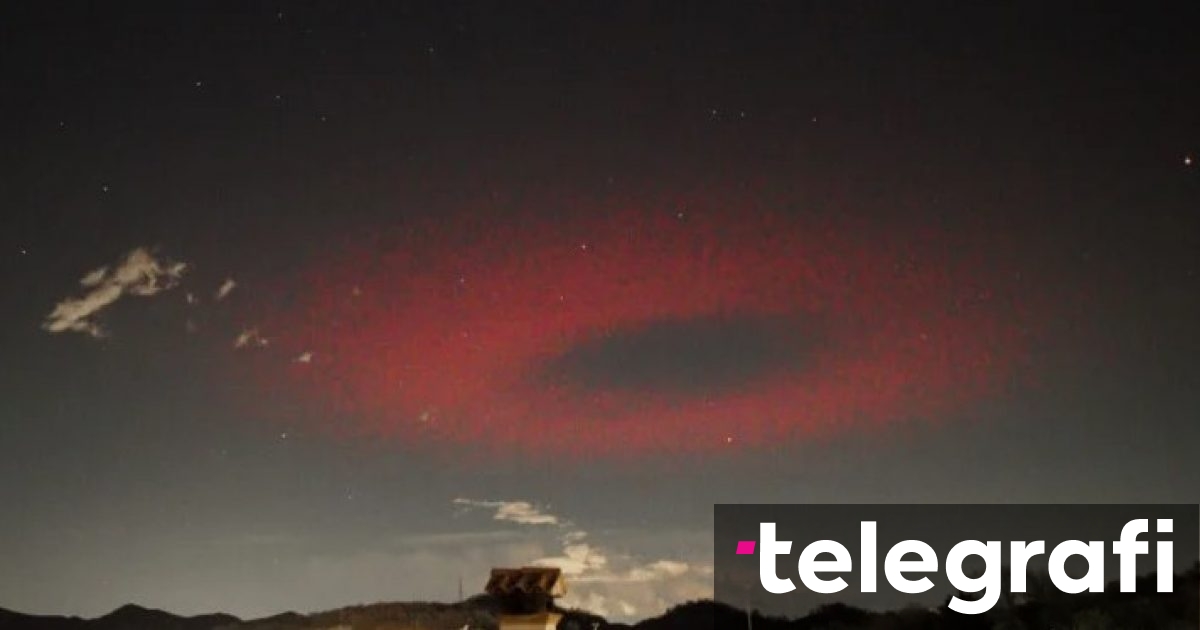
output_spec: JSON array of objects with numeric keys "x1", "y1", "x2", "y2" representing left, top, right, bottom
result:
[
  {"x1": 0, "y1": 604, "x2": 238, "y2": 630},
  {"x1": 1, "y1": 565, "x2": 1196, "y2": 630}
]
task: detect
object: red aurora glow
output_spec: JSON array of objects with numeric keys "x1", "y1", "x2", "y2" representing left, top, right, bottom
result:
[{"x1": 259, "y1": 189, "x2": 1038, "y2": 456}]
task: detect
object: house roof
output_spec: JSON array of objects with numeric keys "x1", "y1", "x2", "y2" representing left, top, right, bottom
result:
[{"x1": 485, "y1": 567, "x2": 567, "y2": 598}]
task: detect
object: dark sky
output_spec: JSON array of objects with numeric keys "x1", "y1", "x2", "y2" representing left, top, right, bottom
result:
[{"x1": 1, "y1": 1, "x2": 1198, "y2": 622}]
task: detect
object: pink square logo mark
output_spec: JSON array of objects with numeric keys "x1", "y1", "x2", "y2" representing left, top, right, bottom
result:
[{"x1": 735, "y1": 540, "x2": 756, "y2": 555}]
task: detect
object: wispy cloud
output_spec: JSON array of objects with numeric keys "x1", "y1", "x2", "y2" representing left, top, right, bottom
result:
[
  {"x1": 453, "y1": 498, "x2": 710, "y2": 620},
  {"x1": 572, "y1": 559, "x2": 691, "y2": 583},
  {"x1": 43, "y1": 247, "x2": 188, "y2": 338},
  {"x1": 532, "y1": 534, "x2": 608, "y2": 575},
  {"x1": 453, "y1": 498, "x2": 560, "y2": 526},
  {"x1": 234, "y1": 327, "x2": 269, "y2": 349},
  {"x1": 215, "y1": 278, "x2": 237, "y2": 301}
]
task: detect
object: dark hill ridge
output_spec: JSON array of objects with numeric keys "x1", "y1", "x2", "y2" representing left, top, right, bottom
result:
[
  {"x1": 1, "y1": 566, "x2": 1196, "y2": 630},
  {"x1": 96, "y1": 605, "x2": 240, "y2": 630},
  {"x1": 2, "y1": 599, "x2": 620, "y2": 630},
  {"x1": 0, "y1": 604, "x2": 239, "y2": 630}
]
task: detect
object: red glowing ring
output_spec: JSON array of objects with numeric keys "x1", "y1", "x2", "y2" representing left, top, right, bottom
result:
[{"x1": 254, "y1": 188, "x2": 1037, "y2": 456}]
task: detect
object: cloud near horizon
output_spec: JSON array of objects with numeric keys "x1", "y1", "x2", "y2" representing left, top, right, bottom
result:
[
  {"x1": 453, "y1": 498, "x2": 711, "y2": 620},
  {"x1": 43, "y1": 247, "x2": 188, "y2": 338},
  {"x1": 453, "y1": 498, "x2": 560, "y2": 526}
]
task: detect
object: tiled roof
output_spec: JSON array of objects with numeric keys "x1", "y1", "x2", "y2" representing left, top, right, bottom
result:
[{"x1": 485, "y1": 567, "x2": 567, "y2": 598}]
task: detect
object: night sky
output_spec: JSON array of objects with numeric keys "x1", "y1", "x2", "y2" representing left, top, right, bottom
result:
[{"x1": 2, "y1": 1, "x2": 1198, "y2": 622}]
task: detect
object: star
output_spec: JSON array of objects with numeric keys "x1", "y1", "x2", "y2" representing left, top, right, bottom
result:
[
  {"x1": 100, "y1": 184, "x2": 109, "y2": 193},
  {"x1": 1185, "y1": 155, "x2": 1193, "y2": 167}
]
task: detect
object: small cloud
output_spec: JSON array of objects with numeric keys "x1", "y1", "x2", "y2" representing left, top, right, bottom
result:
[
  {"x1": 569, "y1": 592, "x2": 639, "y2": 619},
  {"x1": 43, "y1": 247, "x2": 188, "y2": 338},
  {"x1": 534, "y1": 540, "x2": 608, "y2": 576},
  {"x1": 234, "y1": 327, "x2": 269, "y2": 349},
  {"x1": 453, "y1": 498, "x2": 560, "y2": 526},
  {"x1": 575, "y1": 559, "x2": 691, "y2": 584},
  {"x1": 80, "y1": 266, "x2": 109, "y2": 287},
  {"x1": 454, "y1": 497, "x2": 706, "y2": 621},
  {"x1": 215, "y1": 278, "x2": 237, "y2": 301},
  {"x1": 185, "y1": 292, "x2": 199, "y2": 305},
  {"x1": 295, "y1": 351, "x2": 313, "y2": 364}
]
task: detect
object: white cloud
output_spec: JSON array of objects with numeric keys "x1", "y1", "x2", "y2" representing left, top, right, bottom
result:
[
  {"x1": 454, "y1": 498, "x2": 711, "y2": 620},
  {"x1": 295, "y1": 351, "x2": 314, "y2": 364},
  {"x1": 80, "y1": 266, "x2": 109, "y2": 287},
  {"x1": 568, "y1": 591, "x2": 639, "y2": 619},
  {"x1": 533, "y1": 540, "x2": 608, "y2": 575},
  {"x1": 215, "y1": 278, "x2": 237, "y2": 301},
  {"x1": 572, "y1": 558, "x2": 692, "y2": 584},
  {"x1": 43, "y1": 247, "x2": 188, "y2": 338},
  {"x1": 234, "y1": 327, "x2": 269, "y2": 349},
  {"x1": 453, "y1": 498, "x2": 560, "y2": 526}
]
